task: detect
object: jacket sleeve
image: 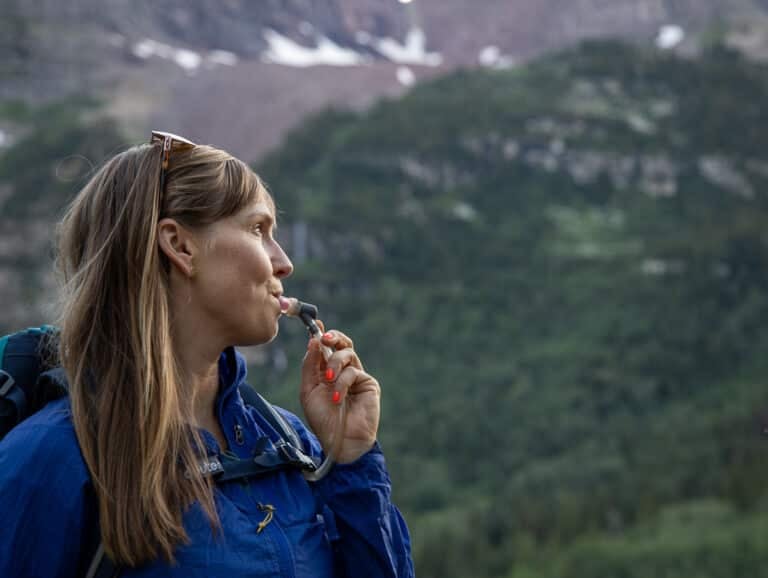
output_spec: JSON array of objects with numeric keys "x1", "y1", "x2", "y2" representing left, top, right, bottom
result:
[
  {"x1": 279, "y1": 410, "x2": 415, "y2": 578},
  {"x1": 0, "y1": 420, "x2": 95, "y2": 578}
]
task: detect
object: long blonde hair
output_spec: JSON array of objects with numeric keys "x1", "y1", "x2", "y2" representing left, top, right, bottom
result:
[{"x1": 55, "y1": 140, "x2": 269, "y2": 565}]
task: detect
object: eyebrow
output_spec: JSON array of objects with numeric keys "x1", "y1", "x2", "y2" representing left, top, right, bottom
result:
[{"x1": 244, "y1": 208, "x2": 277, "y2": 230}]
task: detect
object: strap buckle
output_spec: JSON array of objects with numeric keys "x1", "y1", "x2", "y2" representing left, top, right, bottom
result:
[
  {"x1": 0, "y1": 370, "x2": 16, "y2": 397},
  {"x1": 276, "y1": 440, "x2": 318, "y2": 472}
]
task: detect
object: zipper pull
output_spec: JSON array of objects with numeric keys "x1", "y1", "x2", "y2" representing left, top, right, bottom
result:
[
  {"x1": 234, "y1": 424, "x2": 244, "y2": 445},
  {"x1": 256, "y1": 503, "x2": 275, "y2": 534}
]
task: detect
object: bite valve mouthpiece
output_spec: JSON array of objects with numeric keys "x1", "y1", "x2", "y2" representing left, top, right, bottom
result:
[
  {"x1": 280, "y1": 297, "x2": 321, "y2": 337},
  {"x1": 298, "y1": 302, "x2": 321, "y2": 337}
]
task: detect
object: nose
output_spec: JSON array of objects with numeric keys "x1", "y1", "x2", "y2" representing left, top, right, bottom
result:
[{"x1": 270, "y1": 240, "x2": 293, "y2": 279}]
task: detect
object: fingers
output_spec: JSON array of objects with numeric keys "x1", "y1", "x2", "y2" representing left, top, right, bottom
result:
[
  {"x1": 327, "y1": 365, "x2": 380, "y2": 405},
  {"x1": 320, "y1": 328, "x2": 354, "y2": 352},
  {"x1": 323, "y1": 347, "x2": 362, "y2": 381},
  {"x1": 300, "y1": 335, "x2": 361, "y2": 400},
  {"x1": 322, "y1": 349, "x2": 364, "y2": 406},
  {"x1": 300, "y1": 323, "x2": 368, "y2": 405}
]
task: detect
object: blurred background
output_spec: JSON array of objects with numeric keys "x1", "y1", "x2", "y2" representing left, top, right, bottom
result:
[{"x1": 2, "y1": 0, "x2": 768, "y2": 576}]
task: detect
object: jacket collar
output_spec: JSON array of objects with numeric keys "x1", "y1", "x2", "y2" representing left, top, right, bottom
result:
[{"x1": 215, "y1": 346, "x2": 248, "y2": 413}]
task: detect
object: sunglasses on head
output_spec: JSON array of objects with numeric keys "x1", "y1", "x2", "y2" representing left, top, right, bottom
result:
[{"x1": 150, "y1": 130, "x2": 196, "y2": 192}]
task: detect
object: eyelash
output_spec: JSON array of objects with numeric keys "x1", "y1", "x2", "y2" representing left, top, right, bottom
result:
[{"x1": 251, "y1": 223, "x2": 263, "y2": 235}]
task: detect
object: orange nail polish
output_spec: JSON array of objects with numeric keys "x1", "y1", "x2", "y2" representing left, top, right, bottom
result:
[
  {"x1": 332, "y1": 391, "x2": 341, "y2": 404},
  {"x1": 325, "y1": 367, "x2": 335, "y2": 381},
  {"x1": 323, "y1": 332, "x2": 334, "y2": 342}
]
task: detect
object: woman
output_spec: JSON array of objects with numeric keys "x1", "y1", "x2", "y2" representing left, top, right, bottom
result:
[{"x1": 0, "y1": 132, "x2": 414, "y2": 577}]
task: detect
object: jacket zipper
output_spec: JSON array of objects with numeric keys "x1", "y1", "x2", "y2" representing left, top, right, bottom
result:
[
  {"x1": 219, "y1": 381, "x2": 295, "y2": 576},
  {"x1": 264, "y1": 506, "x2": 296, "y2": 578}
]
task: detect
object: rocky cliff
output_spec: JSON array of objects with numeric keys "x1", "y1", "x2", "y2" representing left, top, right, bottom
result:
[{"x1": 2, "y1": 0, "x2": 767, "y2": 161}]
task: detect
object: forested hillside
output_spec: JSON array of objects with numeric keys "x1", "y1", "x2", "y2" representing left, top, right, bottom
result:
[
  {"x1": 256, "y1": 41, "x2": 768, "y2": 577},
  {"x1": 1, "y1": 40, "x2": 767, "y2": 577}
]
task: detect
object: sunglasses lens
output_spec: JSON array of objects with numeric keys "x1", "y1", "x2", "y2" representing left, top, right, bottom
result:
[
  {"x1": 151, "y1": 131, "x2": 195, "y2": 147},
  {"x1": 151, "y1": 130, "x2": 196, "y2": 174}
]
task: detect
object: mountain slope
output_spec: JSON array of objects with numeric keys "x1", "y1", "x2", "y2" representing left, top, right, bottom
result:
[
  {"x1": 1, "y1": 36, "x2": 767, "y2": 577},
  {"x1": 256, "y1": 40, "x2": 768, "y2": 577},
  {"x1": 3, "y1": 0, "x2": 768, "y2": 162}
]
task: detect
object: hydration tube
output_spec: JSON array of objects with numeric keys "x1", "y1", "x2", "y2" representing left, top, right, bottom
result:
[{"x1": 279, "y1": 297, "x2": 347, "y2": 481}]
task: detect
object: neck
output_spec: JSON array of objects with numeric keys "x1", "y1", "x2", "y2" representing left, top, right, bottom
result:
[
  {"x1": 167, "y1": 272, "x2": 233, "y2": 450},
  {"x1": 173, "y1": 336, "x2": 230, "y2": 451},
  {"x1": 181, "y1": 351, "x2": 221, "y2": 428},
  {"x1": 168, "y1": 301, "x2": 226, "y2": 431}
]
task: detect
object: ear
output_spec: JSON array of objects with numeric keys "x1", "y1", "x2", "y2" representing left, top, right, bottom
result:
[{"x1": 157, "y1": 218, "x2": 198, "y2": 277}]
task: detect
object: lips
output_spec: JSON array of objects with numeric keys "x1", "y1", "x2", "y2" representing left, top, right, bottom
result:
[
  {"x1": 269, "y1": 290, "x2": 289, "y2": 312},
  {"x1": 269, "y1": 284, "x2": 286, "y2": 312}
]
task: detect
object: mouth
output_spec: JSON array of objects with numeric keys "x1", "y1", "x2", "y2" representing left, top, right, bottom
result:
[{"x1": 270, "y1": 289, "x2": 288, "y2": 312}]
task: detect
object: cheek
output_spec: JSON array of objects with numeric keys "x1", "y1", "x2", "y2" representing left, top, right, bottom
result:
[
  {"x1": 198, "y1": 234, "x2": 273, "y2": 298},
  {"x1": 229, "y1": 243, "x2": 272, "y2": 288},
  {"x1": 244, "y1": 247, "x2": 273, "y2": 284},
  {"x1": 200, "y1": 241, "x2": 271, "y2": 295}
]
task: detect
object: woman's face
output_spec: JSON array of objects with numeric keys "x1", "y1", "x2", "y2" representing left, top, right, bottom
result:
[{"x1": 191, "y1": 198, "x2": 293, "y2": 347}]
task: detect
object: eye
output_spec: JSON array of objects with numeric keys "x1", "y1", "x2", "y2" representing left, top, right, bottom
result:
[{"x1": 250, "y1": 223, "x2": 263, "y2": 236}]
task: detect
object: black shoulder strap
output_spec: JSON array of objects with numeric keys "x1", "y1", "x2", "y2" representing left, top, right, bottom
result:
[
  {"x1": 237, "y1": 383, "x2": 304, "y2": 450},
  {"x1": 85, "y1": 543, "x2": 119, "y2": 578},
  {"x1": 0, "y1": 370, "x2": 26, "y2": 437}
]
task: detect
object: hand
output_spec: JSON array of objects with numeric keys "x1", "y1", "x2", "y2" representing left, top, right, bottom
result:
[{"x1": 299, "y1": 323, "x2": 380, "y2": 463}]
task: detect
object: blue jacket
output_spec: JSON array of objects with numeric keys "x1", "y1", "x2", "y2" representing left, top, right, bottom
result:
[{"x1": 0, "y1": 348, "x2": 414, "y2": 577}]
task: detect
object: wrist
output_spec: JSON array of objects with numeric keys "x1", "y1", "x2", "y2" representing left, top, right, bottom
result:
[{"x1": 336, "y1": 439, "x2": 376, "y2": 464}]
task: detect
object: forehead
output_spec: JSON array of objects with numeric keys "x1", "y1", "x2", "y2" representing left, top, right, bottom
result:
[{"x1": 252, "y1": 184, "x2": 276, "y2": 215}]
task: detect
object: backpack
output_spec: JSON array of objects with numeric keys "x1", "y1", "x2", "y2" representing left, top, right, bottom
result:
[{"x1": 0, "y1": 326, "x2": 318, "y2": 578}]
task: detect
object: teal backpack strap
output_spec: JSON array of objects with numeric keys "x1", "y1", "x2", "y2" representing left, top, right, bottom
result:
[
  {"x1": 0, "y1": 331, "x2": 31, "y2": 436},
  {"x1": 0, "y1": 333, "x2": 9, "y2": 365},
  {"x1": 0, "y1": 326, "x2": 62, "y2": 439}
]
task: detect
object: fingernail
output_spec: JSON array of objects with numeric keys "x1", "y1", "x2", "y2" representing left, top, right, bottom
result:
[
  {"x1": 323, "y1": 332, "x2": 334, "y2": 342},
  {"x1": 332, "y1": 391, "x2": 341, "y2": 404},
  {"x1": 325, "y1": 367, "x2": 335, "y2": 381}
]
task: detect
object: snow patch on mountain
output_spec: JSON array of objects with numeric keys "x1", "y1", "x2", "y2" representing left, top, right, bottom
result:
[
  {"x1": 360, "y1": 28, "x2": 443, "y2": 67},
  {"x1": 132, "y1": 39, "x2": 201, "y2": 71},
  {"x1": 208, "y1": 50, "x2": 238, "y2": 67},
  {"x1": 478, "y1": 45, "x2": 515, "y2": 69},
  {"x1": 397, "y1": 66, "x2": 416, "y2": 86},
  {"x1": 132, "y1": 39, "x2": 238, "y2": 72},
  {"x1": 261, "y1": 29, "x2": 366, "y2": 67},
  {"x1": 656, "y1": 25, "x2": 685, "y2": 49}
]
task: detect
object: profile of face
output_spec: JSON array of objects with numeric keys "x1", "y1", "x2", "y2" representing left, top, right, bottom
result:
[{"x1": 160, "y1": 198, "x2": 294, "y2": 348}]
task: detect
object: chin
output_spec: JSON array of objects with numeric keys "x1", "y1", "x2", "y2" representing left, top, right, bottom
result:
[
  {"x1": 239, "y1": 320, "x2": 280, "y2": 347},
  {"x1": 263, "y1": 326, "x2": 280, "y2": 344}
]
